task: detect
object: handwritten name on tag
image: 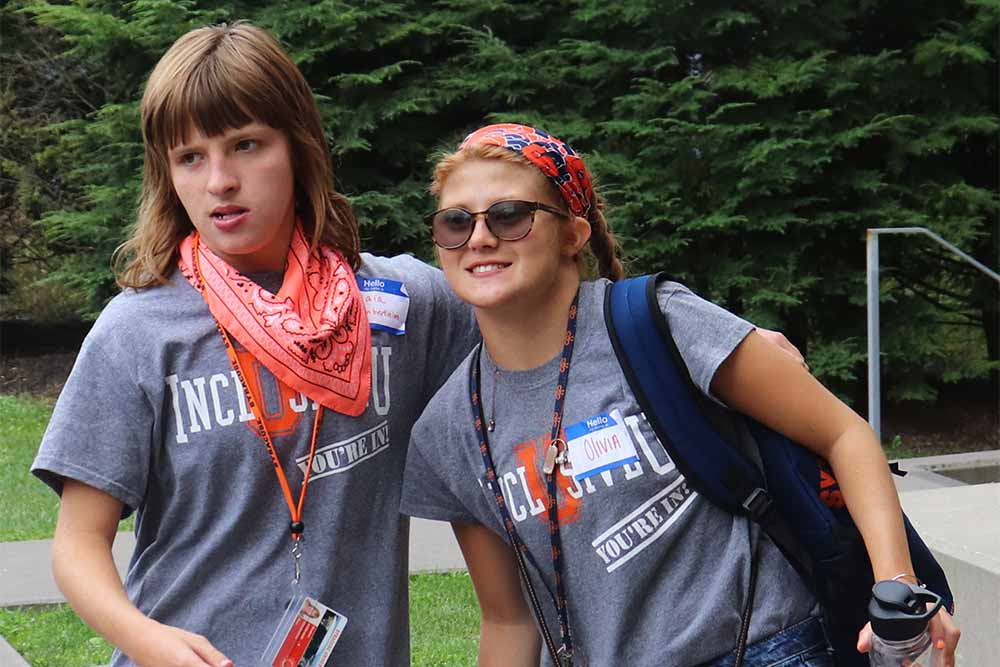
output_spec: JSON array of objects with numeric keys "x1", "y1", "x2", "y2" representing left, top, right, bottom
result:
[
  {"x1": 564, "y1": 409, "x2": 639, "y2": 481},
  {"x1": 358, "y1": 277, "x2": 409, "y2": 335}
]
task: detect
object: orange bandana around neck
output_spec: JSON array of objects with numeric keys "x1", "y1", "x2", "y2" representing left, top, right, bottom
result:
[{"x1": 179, "y1": 223, "x2": 371, "y2": 416}]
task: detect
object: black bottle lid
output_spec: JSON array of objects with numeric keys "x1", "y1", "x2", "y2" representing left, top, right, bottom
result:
[{"x1": 868, "y1": 580, "x2": 943, "y2": 641}]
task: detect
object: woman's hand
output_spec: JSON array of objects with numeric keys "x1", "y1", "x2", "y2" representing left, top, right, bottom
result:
[
  {"x1": 126, "y1": 621, "x2": 233, "y2": 667},
  {"x1": 856, "y1": 607, "x2": 961, "y2": 667},
  {"x1": 53, "y1": 481, "x2": 232, "y2": 667}
]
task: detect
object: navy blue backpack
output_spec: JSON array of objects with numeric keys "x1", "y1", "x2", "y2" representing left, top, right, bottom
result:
[{"x1": 605, "y1": 274, "x2": 953, "y2": 667}]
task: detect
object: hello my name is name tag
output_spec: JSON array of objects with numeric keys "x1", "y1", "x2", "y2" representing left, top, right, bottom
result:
[
  {"x1": 358, "y1": 277, "x2": 409, "y2": 335},
  {"x1": 564, "y1": 408, "x2": 640, "y2": 481}
]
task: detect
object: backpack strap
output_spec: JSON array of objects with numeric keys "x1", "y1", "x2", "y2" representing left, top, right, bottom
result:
[
  {"x1": 604, "y1": 273, "x2": 814, "y2": 577},
  {"x1": 606, "y1": 274, "x2": 955, "y2": 666}
]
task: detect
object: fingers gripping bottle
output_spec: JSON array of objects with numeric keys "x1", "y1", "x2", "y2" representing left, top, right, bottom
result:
[{"x1": 868, "y1": 580, "x2": 945, "y2": 667}]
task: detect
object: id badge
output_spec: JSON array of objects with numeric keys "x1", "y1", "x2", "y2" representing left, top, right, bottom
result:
[
  {"x1": 564, "y1": 408, "x2": 640, "y2": 481},
  {"x1": 261, "y1": 594, "x2": 348, "y2": 667}
]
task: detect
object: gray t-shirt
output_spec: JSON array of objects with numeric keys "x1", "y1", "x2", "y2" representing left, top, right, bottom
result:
[
  {"x1": 401, "y1": 279, "x2": 818, "y2": 666},
  {"x1": 32, "y1": 253, "x2": 478, "y2": 667}
]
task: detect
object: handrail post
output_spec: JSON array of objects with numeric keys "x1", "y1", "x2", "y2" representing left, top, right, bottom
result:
[
  {"x1": 865, "y1": 226, "x2": 999, "y2": 445},
  {"x1": 867, "y1": 230, "x2": 881, "y2": 442}
]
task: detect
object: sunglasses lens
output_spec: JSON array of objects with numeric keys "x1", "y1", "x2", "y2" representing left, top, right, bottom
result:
[
  {"x1": 431, "y1": 209, "x2": 474, "y2": 248},
  {"x1": 429, "y1": 201, "x2": 537, "y2": 248},
  {"x1": 486, "y1": 201, "x2": 534, "y2": 240}
]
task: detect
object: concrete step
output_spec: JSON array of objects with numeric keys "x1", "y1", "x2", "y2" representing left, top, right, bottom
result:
[{"x1": 898, "y1": 482, "x2": 1000, "y2": 667}]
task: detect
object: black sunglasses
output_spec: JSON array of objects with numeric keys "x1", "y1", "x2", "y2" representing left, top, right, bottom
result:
[{"x1": 425, "y1": 199, "x2": 568, "y2": 250}]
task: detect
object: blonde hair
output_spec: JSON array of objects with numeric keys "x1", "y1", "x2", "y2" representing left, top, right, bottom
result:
[
  {"x1": 115, "y1": 21, "x2": 360, "y2": 288},
  {"x1": 430, "y1": 144, "x2": 625, "y2": 281}
]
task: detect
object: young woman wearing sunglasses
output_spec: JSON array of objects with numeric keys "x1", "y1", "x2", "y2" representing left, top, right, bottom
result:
[{"x1": 400, "y1": 124, "x2": 960, "y2": 666}]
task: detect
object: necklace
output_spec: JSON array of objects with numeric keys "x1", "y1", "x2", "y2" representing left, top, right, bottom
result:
[{"x1": 487, "y1": 367, "x2": 500, "y2": 432}]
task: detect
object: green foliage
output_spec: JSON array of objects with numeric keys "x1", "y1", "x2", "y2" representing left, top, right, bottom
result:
[
  {"x1": 884, "y1": 433, "x2": 921, "y2": 460},
  {"x1": 3, "y1": 0, "x2": 998, "y2": 399}
]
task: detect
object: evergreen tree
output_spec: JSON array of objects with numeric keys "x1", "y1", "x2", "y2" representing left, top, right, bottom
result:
[{"x1": 5, "y1": 0, "x2": 997, "y2": 404}]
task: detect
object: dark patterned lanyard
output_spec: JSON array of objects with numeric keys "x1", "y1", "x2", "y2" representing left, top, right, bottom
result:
[{"x1": 469, "y1": 291, "x2": 580, "y2": 667}]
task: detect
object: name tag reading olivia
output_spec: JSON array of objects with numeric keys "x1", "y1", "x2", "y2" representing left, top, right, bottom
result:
[
  {"x1": 358, "y1": 277, "x2": 409, "y2": 335},
  {"x1": 565, "y1": 409, "x2": 639, "y2": 481}
]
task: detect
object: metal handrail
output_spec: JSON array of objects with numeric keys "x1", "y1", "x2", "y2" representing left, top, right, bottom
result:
[{"x1": 866, "y1": 227, "x2": 1000, "y2": 441}]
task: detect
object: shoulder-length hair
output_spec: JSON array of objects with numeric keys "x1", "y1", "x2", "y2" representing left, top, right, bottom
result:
[{"x1": 115, "y1": 21, "x2": 360, "y2": 288}]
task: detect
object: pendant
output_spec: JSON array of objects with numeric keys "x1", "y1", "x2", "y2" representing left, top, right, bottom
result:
[{"x1": 487, "y1": 418, "x2": 495, "y2": 432}]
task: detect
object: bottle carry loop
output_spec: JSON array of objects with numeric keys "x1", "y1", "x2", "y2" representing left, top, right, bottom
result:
[{"x1": 869, "y1": 580, "x2": 943, "y2": 640}]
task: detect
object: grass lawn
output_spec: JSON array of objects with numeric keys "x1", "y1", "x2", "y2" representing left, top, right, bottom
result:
[
  {"x1": 0, "y1": 395, "x2": 63, "y2": 541},
  {"x1": 0, "y1": 572, "x2": 479, "y2": 667},
  {"x1": 0, "y1": 606, "x2": 113, "y2": 667},
  {"x1": 411, "y1": 571, "x2": 480, "y2": 665},
  {"x1": 0, "y1": 394, "x2": 479, "y2": 665}
]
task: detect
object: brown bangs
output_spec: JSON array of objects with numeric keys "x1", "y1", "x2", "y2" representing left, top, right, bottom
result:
[
  {"x1": 122, "y1": 21, "x2": 361, "y2": 287},
  {"x1": 141, "y1": 23, "x2": 295, "y2": 153}
]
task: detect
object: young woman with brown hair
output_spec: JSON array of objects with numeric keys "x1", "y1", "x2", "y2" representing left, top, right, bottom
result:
[{"x1": 31, "y1": 22, "x2": 477, "y2": 667}]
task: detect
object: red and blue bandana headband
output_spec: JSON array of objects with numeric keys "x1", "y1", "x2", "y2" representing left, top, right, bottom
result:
[{"x1": 460, "y1": 123, "x2": 595, "y2": 219}]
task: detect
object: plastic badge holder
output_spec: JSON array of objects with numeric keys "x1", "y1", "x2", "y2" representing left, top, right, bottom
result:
[{"x1": 259, "y1": 593, "x2": 348, "y2": 667}]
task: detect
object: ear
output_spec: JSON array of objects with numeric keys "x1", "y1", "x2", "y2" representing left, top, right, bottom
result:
[{"x1": 561, "y1": 214, "x2": 592, "y2": 257}]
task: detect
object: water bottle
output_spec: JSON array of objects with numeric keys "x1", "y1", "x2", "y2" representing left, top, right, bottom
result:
[{"x1": 868, "y1": 579, "x2": 944, "y2": 667}]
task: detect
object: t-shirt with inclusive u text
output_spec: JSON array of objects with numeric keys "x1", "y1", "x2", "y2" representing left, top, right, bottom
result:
[
  {"x1": 32, "y1": 253, "x2": 478, "y2": 667},
  {"x1": 401, "y1": 279, "x2": 818, "y2": 666}
]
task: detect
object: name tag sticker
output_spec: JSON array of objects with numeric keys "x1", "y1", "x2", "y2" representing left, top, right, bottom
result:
[
  {"x1": 565, "y1": 409, "x2": 639, "y2": 481},
  {"x1": 358, "y1": 277, "x2": 409, "y2": 335}
]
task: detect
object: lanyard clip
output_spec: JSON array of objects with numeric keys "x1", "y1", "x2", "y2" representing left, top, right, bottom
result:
[
  {"x1": 542, "y1": 439, "x2": 568, "y2": 475},
  {"x1": 291, "y1": 537, "x2": 303, "y2": 585},
  {"x1": 557, "y1": 644, "x2": 573, "y2": 667}
]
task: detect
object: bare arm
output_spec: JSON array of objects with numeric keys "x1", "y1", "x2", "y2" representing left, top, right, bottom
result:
[
  {"x1": 754, "y1": 327, "x2": 808, "y2": 369},
  {"x1": 452, "y1": 522, "x2": 541, "y2": 667},
  {"x1": 712, "y1": 332, "x2": 959, "y2": 664},
  {"x1": 713, "y1": 332, "x2": 911, "y2": 578},
  {"x1": 54, "y1": 480, "x2": 232, "y2": 667}
]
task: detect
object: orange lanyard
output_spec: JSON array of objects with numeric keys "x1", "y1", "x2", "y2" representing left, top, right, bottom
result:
[{"x1": 191, "y1": 235, "x2": 323, "y2": 582}]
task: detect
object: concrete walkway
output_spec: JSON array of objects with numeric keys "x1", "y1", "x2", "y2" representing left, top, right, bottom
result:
[
  {"x1": 0, "y1": 635, "x2": 29, "y2": 667},
  {"x1": 0, "y1": 517, "x2": 465, "y2": 608}
]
